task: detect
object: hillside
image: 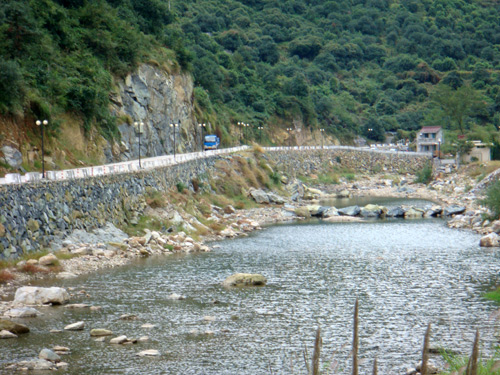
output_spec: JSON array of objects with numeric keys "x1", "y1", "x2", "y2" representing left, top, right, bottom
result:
[{"x1": 1, "y1": 0, "x2": 500, "y2": 171}]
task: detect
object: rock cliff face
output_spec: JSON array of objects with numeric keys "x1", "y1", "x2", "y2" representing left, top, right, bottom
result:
[{"x1": 106, "y1": 64, "x2": 201, "y2": 162}]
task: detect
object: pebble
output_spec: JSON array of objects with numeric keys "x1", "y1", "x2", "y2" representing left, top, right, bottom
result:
[
  {"x1": 0, "y1": 329, "x2": 17, "y2": 339},
  {"x1": 141, "y1": 323, "x2": 156, "y2": 329},
  {"x1": 64, "y1": 321, "x2": 85, "y2": 331},
  {"x1": 137, "y1": 349, "x2": 160, "y2": 357},
  {"x1": 110, "y1": 335, "x2": 128, "y2": 344}
]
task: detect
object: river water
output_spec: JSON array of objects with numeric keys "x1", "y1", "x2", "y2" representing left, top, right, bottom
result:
[{"x1": 1, "y1": 217, "x2": 500, "y2": 374}]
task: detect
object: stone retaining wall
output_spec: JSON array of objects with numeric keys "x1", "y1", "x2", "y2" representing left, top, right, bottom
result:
[
  {"x1": 0, "y1": 149, "x2": 431, "y2": 259},
  {"x1": 0, "y1": 158, "x2": 215, "y2": 259},
  {"x1": 267, "y1": 148, "x2": 430, "y2": 176}
]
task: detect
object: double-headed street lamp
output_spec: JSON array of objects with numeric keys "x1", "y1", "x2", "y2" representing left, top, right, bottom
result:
[
  {"x1": 286, "y1": 127, "x2": 293, "y2": 148},
  {"x1": 257, "y1": 126, "x2": 264, "y2": 144},
  {"x1": 198, "y1": 123, "x2": 206, "y2": 151},
  {"x1": 35, "y1": 120, "x2": 48, "y2": 178},
  {"x1": 319, "y1": 128, "x2": 325, "y2": 148},
  {"x1": 133, "y1": 121, "x2": 144, "y2": 168},
  {"x1": 170, "y1": 121, "x2": 180, "y2": 158}
]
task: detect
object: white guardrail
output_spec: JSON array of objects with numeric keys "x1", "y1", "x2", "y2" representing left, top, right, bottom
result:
[{"x1": 0, "y1": 145, "x2": 430, "y2": 186}]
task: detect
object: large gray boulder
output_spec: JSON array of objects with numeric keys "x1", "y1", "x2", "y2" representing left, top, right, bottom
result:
[
  {"x1": 267, "y1": 192, "x2": 285, "y2": 204},
  {"x1": 322, "y1": 207, "x2": 339, "y2": 218},
  {"x1": 14, "y1": 287, "x2": 70, "y2": 305},
  {"x1": 338, "y1": 206, "x2": 361, "y2": 216},
  {"x1": 480, "y1": 233, "x2": 499, "y2": 247},
  {"x1": 360, "y1": 204, "x2": 386, "y2": 218},
  {"x1": 387, "y1": 207, "x2": 405, "y2": 218},
  {"x1": 404, "y1": 207, "x2": 424, "y2": 219},
  {"x1": 222, "y1": 273, "x2": 267, "y2": 287},
  {"x1": 1, "y1": 146, "x2": 22, "y2": 169},
  {"x1": 443, "y1": 205, "x2": 466, "y2": 216},
  {"x1": 424, "y1": 205, "x2": 443, "y2": 217},
  {"x1": 249, "y1": 189, "x2": 270, "y2": 204}
]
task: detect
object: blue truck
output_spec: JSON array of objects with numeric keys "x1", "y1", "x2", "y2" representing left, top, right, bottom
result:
[{"x1": 204, "y1": 135, "x2": 220, "y2": 150}]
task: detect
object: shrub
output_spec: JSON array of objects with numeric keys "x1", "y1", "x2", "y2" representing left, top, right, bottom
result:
[
  {"x1": 0, "y1": 269, "x2": 15, "y2": 283},
  {"x1": 481, "y1": 179, "x2": 500, "y2": 219},
  {"x1": 176, "y1": 182, "x2": 187, "y2": 193},
  {"x1": 415, "y1": 163, "x2": 433, "y2": 184},
  {"x1": 145, "y1": 188, "x2": 167, "y2": 208}
]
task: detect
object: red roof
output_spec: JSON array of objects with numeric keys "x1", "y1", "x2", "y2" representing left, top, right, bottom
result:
[{"x1": 420, "y1": 126, "x2": 441, "y2": 133}]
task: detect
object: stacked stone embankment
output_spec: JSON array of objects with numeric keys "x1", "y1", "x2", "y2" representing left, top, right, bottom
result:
[
  {"x1": 0, "y1": 158, "x2": 215, "y2": 259},
  {"x1": 0, "y1": 149, "x2": 431, "y2": 259},
  {"x1": 268, "y1": 148, "x2": 430, "y2": 176}
]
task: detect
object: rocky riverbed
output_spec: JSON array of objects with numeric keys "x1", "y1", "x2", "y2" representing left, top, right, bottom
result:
[
  {"x1": 0, "y1": 169, "x2": 494, "y2": 302},
  {"x1": 1, "y1": 168, "x2": 499, "y2": 372}
]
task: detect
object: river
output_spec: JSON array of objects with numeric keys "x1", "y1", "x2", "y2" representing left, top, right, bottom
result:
[{"x1": 1, "y1": 215, "x2": 499, "y2": 374}]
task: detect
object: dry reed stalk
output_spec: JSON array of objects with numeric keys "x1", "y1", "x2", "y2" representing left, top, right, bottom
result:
[
  {"x1": 353, "y1": 299, "x2": 359, "y2": 375},
  {"x1": 421, "y1": 323, "x2": 431, "y2": 375},
  {"x1": 311, "y1": 327, "x2": 322, "y2": 375},
  {"x1": 372, "y1": 358, "x2": 378, "y2": 375},
  {"x1": 303, "y1": 345, "x2": 310, "y2": 375},
  {"x1": 467, "y1": 329, "x2": 480, "y2": 375}
]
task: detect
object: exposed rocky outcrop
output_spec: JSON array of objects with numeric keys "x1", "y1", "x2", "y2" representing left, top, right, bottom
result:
[{"x1": 106, "y1": 64, "x2": 199, "y2": 162}]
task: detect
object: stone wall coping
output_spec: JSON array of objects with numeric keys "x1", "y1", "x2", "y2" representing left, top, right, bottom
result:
[{"x1": 1, "y1": 145, "x2": 430, "y2": 187}]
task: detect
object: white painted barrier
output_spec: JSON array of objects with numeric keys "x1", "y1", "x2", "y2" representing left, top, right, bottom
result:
[{"x1": 0, "y1": 144, "x2": 425, "y2": 186}]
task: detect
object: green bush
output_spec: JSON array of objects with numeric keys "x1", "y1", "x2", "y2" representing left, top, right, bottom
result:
[
  {"x1": 481, "y1": 180, "x2": 500, "y2": 219},
  {"x1": 415, "y1": 163, "x2": 433, "y2": 184}
]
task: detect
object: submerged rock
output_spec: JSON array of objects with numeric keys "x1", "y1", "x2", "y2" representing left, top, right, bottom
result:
[
  {"x1": 39, "y1": 348, "x2": 60, "y2": 362},
  {"x1": 4, "y1": 307, "x2": 41, "y2": 318},
  {"x1": 90, "y1": 329, "x2": 113, "y2": 337},
  {"x1": 0, "y1": 319, "x2": 30, "y2": 334},
  {"x1": 222, "y1": 273, "x2": 267, "y2": 287}
]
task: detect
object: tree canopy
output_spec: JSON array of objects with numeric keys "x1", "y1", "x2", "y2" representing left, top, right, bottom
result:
[{"x1": 1, "y1": 0, "x2": 500, "y2": 143}]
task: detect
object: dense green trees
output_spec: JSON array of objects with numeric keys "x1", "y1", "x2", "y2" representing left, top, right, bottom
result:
[{"x1": 1, "y1": 0, "x2": 500, "y2": 144}]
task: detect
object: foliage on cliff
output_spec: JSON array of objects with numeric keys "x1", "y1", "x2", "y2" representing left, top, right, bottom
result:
[{"x1": 1, "y1": 0, "x2": 500, "y2": 143}]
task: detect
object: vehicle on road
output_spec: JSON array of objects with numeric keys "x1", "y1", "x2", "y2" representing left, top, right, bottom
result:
[{"x1": 204, "y1": 135, "x2": 220, "y2": 150}]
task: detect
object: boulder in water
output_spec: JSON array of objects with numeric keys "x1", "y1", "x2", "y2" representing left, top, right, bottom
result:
[{"x1": 222, "y1": 273, "x2": 267, "y2": 287}]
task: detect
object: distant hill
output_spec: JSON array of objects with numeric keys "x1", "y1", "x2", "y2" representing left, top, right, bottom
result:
[{"x1": 1, "y1": 0, "x2": 500, "y2": 147}]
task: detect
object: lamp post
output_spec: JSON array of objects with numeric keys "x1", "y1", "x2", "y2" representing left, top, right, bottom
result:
[
  {"x1": 198, "y1": 123, "x2": 206, "y2": 151},
  {"x1": 244, "y1": 123, "x2": 250, "y2": 142},
  {"x1": 237, "y1": 122, "x2": 242, "y2": 144},
  {"x1": 170, "y1": 121, "x2": 180, "y2": 158},
  {"x1": 35, "y1": 120, "x2": 48, "y2": 178},
  {"x1": 133, "y1": 121, "x2": 144, "y2": 168},
  {"x1": 286, "y1": 127, "x2": 292, "y2": 149},
  {"x1": 319, "y1": 128, "x2": 325, "y2": 148},
  {"x1": 257, "y1": 126, "x2": 264, "y2": 144}
]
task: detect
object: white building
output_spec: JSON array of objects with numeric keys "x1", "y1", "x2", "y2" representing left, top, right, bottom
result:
[{"x1": 417, "y1": 126, "x2": 444, "y2": 155}]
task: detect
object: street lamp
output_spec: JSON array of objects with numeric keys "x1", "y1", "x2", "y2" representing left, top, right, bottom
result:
[
  {"x1": 257, "y1": 126, "x2": 264, "y2": 144},
  {"x1": 133, "y1": 121, "x2": 144, "y2": 168},
  {"x1": 198, "y1": 123, "x2": 206, "y2": 151},
  {"x1": 319, "y1": 128, "x2": 325, "y2": 148},
  {"x1": 237, "y1": 122, "x2": 242, "y2": 144},
  {"x1": 286, "y1": 127, "x2": 293, "y2": 148},
  {"x1": 35, "y1": 120, "x2": 48, "y2": 178},
  {"x1": 244, "y1": 123, "x2": 250, "y2": 142},
  {"x1": 170, "y1": 121, "x2": 180, "y2": 158}
]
